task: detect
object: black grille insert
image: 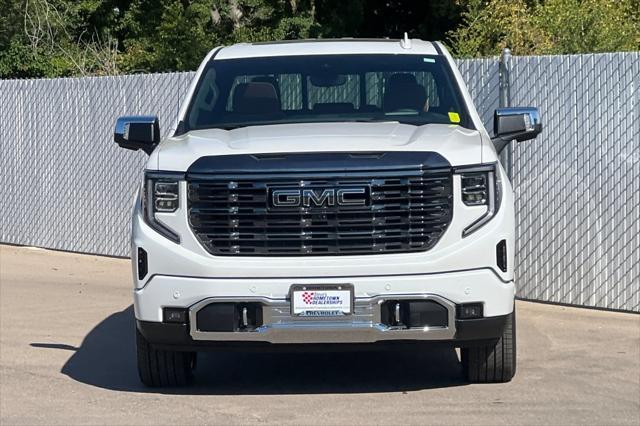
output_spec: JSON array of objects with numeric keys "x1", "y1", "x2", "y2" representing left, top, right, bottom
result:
[{"x1": 187, "y1": 154, "x2": 453, "y2": 256}]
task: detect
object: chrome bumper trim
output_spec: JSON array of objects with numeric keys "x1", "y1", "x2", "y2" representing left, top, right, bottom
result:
[{"x1": 188, "y1": 294, "x2": 456, "y2": 344}]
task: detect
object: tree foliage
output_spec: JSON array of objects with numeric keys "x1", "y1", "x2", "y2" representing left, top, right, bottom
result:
[
  {"x1": 0, "y1": 0, "x2": 465, "y2": 77},
  {"x1": 448, "y1": 0, "x2": 640, "y2": 57},
  {"x1": 0, "y1": 0, "x2": 121, "y2": 77},
  {"x1": 0, "y1": 0, "x2": 637, "y2": 78}
]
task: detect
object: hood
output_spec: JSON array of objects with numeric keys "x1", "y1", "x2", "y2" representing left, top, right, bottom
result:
[{"x1": 148, "y1": 122, "x2": 484, "y2": 171}]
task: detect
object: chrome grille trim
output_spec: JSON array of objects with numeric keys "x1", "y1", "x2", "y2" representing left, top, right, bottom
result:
[{"x1": 187, "y1": 168, "x2": 453, "y2": 256}]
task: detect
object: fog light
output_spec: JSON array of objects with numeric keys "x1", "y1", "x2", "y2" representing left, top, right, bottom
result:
[
  {"x1": 457, "y1": 303, "x2": 483, "y2": 319},
  {"x1": 163, "y1": 307, "x2": 188, "y2": 323}
]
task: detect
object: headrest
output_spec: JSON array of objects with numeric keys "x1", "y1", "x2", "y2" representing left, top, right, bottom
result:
[
  {"x1": 386, "y1": 73, "x2": 419, "y2": 89},
  {"x1": 232, "y1": 82, "x2": 281, "y2": 115},
  {"x1": 251, "y1": 76, "x2": 280, "y2": 98},
  {"x1": 383, "y1": 73, "x2": 427, "y2": 112}
]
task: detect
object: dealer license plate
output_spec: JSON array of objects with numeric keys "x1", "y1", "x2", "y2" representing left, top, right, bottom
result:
[{"x1": 290, "y1": 284, "x2": 353, "y2": 317}]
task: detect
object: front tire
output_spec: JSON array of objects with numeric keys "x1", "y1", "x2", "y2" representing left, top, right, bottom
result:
[
  {"x1": 136, "y1": 328, "x2": 196, "y2": 387},
  {"x1": 461, "y1": 309, "x2": 516, "y2": 383}
]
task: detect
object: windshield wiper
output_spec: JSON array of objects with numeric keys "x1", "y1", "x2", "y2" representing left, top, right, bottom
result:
[
  {"x1": 202, "y1": 117, "x2": 402, "y2": 131},
  {"x1": 343, "y1": 118, "x2": 400, "y2": 123}
]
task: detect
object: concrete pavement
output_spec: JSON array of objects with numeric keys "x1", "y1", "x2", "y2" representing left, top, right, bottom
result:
[{"x1": 1, "y1": 244, "x2": 638, "y2": 425}]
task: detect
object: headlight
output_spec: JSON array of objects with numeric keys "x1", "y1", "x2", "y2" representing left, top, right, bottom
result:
[
  {"x1": 461, "y1": 173, "x2": 488, "y2": 205},
  {"x1": 153, "y1": 181, "x2": 179, "y2": 212},
  {"x1": 142, "y1": 172, "x2": 182, "y2": 243},
  {"x1": 457, "y1": 163, "x2": 502, "y2": 237}
]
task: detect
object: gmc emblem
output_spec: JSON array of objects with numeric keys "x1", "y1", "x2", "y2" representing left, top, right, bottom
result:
[{"x1": 269, "y1": 187, "x2": 370, "y2": 208}]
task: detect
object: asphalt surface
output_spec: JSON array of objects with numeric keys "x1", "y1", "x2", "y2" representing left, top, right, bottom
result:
[{"x1": 0, "y1": 244, "x2": 638, "y2": 425}]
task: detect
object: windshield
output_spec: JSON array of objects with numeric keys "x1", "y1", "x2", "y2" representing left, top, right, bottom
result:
[{"x1": 182, "y1": 54, "x2": 471, "y2": 132}]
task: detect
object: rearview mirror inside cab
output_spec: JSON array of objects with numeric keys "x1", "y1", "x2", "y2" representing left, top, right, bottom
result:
[
  {"x1": 492, "y1": 107, "x2": 542, "y2": 153},
  {"x1": 114, "y1": 116, "x2": 160, "y2": 155}
]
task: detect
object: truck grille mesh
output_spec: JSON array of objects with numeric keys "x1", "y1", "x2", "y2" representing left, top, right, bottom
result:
[{"x1": 187, "y1": 170, "x2": 453, "y2": 256}]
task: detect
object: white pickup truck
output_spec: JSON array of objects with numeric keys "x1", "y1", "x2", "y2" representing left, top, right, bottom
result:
[{"x1": 114, "y1": 37, "x2": 541, "y2": 387}]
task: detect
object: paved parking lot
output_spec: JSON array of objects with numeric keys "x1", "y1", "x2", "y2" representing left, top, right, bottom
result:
[{"x1": 0, "y1": 244, "x2": 638, "y2": 425}]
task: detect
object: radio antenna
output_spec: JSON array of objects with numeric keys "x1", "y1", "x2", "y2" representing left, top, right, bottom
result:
[{"x1": 400, "y1": 32, "x2": 411, "y2": 49}]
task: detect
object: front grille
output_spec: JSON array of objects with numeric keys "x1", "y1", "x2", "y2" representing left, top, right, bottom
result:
[{"x1": 187, "y1": 167, "x2": 453, "y2": 256}]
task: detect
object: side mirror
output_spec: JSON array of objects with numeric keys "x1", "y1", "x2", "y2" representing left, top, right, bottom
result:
[
  {"x1": 114, "y1": 116, "x2": 160, "y2": 155},
  {"x1": 492, "y1": 107, "x2": 542, "y2": 153}
]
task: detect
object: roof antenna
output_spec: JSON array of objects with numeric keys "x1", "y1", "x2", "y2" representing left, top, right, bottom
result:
[{"x1": 400, "y1": 32, "x2": 411, "y2": 49}]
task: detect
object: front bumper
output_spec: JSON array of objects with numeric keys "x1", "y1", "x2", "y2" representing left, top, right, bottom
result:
[
  {"x1": 137, "y1": 314, "x2": 510, "y2": 351},
  {"x1": 134, "y1": 269, "x2": 514, "y2": 346},
  {"x1": 188, "y1": 293, "x2": 457, "y2": 344}
]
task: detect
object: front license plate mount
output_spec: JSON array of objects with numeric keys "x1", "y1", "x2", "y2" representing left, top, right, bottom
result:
[{"x1": 289, "y1": 284, "x2": 354, "y2": 317}]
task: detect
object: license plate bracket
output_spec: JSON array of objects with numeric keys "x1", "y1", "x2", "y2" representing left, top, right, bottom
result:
[{"x1": 290, "y1": 284, "x2": 354, "y2": 317}]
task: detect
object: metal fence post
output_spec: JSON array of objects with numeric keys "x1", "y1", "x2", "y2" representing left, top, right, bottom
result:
[{"x1": 498, "y1": 48, "x2": 512, "y2": 179}]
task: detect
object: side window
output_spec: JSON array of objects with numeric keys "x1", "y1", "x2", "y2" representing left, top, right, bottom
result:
[
  {"x1": 364, "y1": 72, "x2": 384, "y2": 107},
  {"x1": 279, "y1": 74, "x2": 303, "y2": 110}
]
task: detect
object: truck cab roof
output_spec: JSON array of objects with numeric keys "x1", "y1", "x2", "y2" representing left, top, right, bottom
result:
[{"x1": 214, "y1": 38, "x2": 441, "y2": 60}]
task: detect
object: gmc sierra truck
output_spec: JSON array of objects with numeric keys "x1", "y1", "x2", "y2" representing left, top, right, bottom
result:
[{"x1": 114, "y1": 37, "x2": 541, "y2": 387}]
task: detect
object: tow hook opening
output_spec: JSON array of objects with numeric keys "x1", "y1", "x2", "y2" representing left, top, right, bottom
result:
[
  {"x1": 380, "y1": 300, "x2": 449, "y2": 329},
  {"x1": 195, "y1": 302, "x2": 263, "y2": 332}
]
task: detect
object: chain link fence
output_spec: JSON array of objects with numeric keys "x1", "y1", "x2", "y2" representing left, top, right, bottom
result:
[
  {"x1": 0, "y1": 52, "x2": 637, "y2": 311},
  {"x1": 506, "y1": 52, "x2": 639, "y2": 312},
  {"x1": 0, "y1": 73, "x2": 193, "y2": 256}
]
